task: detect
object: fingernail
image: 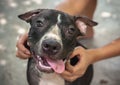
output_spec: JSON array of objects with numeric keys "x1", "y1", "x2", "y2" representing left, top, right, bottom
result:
[
  {"x1": 67, "y1": 59, "x2": 70, "y2": 63},
  {"x1": 74, "y1": 46, "x2": 82, "y2": 50},
  {"x1": 25, "y1": 50, "x2": 30, "y2": 55}
]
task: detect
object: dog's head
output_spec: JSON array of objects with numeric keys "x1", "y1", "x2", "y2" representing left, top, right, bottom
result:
[{"x1": 18, "y1": 9, "x2": 97, "y2": 73}]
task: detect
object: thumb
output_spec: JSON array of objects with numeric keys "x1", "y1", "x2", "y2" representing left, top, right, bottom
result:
[
  {"x1": 69, "y1": 46, "x2": 85, "y2": 59},
  {"x1": 66, "y1": 46, "x2": 85, "y2": 71}
]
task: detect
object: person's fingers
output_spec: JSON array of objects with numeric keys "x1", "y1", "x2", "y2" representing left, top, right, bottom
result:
[
  {"x1": 66, "y1": 59, "x2": 83, "y2": 75},
  {"x1": 16, "y1": 33, "x2": 31, "y2": 59},
  {"x1": 63, "y1": 76, "x2": 77, "y2": 82},
  {"x1": 66, "y1": 76, "x2": 79, "y2": 82},
  {"x1": 60, "y1": 71, "x2": 74, "y2": 82},
  {"x1": 60, "y1": 71, "x2": 79, "y2": 82},
  {"x1": 19, "y1": 34, "x2": 28, "y2": 44},
  {"x1": 16, "y1": 34, "x2": 31, "y2": 55},
  {"x1": 61, "y1": 70, "x2": 72, "y2": 77},
  {"x1": 67, "y1": 46, "x2": 87, "y2": 75},
  {"x1": 16, "y1": 42, "x2": 30, "y2": 55},
  {"x1": 16, "y1": 50, "x2": 30, "y2": 59},
  {"x1": 65, "y1": 60, "x2": 75, "y2": 73},
  {"x1": 69, "y1": 46, "x2": 85, "y2": 59},
  {"x1": 60, "y1": 46, "x2": 90, "y2": 82},
  {"x1": 69, "y1": 46, "x2": 80, "y2": 59}
]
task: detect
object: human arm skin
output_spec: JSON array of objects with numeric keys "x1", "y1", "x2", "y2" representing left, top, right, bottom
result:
[
  {"x1": 16, "y1": 33, "x2": 31, "y2": 59},
  {"x1": 89, "y1": 38, "x2": 120, "y2": 64},
  {"x1": 60, "y1": 38, "x2": 120, "y2": 82}
]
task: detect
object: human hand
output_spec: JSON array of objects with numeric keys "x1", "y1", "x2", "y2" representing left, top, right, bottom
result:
[
  {"x1": 16, "y1": 33, "x2": 31, "y2": 59},
  {"x1": 60, "y1": 46, "x2": 94, "y2": 82}
]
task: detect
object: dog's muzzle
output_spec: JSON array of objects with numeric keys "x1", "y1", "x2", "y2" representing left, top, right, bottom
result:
[
  {"x1": 32, "y1": 53, "x2": 65, "y2": 73},
  {"x1": 42, "y1": 39, "x2": 61, "y2": 55}
]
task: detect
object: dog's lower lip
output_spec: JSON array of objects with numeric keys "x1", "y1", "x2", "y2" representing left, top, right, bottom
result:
[
  {"x1": 35, "y1": 55, "x2": 52, "y2": 71},
  {"x1": 37, "y1": 55, "x2": 50, "y2": 66},
  {"x1": 38, "y1": 61, "x2": 51, "y2": 69}
]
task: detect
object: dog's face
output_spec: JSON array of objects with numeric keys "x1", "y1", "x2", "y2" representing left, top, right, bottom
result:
[{"x1": 18, "y1": 9, "x2": 97, "y2": 73}]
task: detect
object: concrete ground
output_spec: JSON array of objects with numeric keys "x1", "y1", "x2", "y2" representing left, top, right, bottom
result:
[{"x1": 0, "y1": 0, "x2": 120, "y2": 85}]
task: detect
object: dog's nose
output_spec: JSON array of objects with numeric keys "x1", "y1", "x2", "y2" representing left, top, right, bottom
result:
[{"x1": 42, "y1": 39, "x2": 61, "y2": 55}]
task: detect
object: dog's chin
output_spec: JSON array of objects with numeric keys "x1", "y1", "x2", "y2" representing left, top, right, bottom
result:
[{"x1": 34, "y1": 55, "x2": 54, "y2": 73}]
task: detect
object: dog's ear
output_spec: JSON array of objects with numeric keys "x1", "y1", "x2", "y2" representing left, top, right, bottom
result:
[
  {"x1": 18, "y1": 9, "x2": 43, "y2": 22},
  {"x1": 74, "y1": 16, "x2": 98, "y2": 35}
]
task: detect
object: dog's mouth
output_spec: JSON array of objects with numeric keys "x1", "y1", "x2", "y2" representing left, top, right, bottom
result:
[{"x1": 33, "y1": 54, "x2": 65, "y2": 73}]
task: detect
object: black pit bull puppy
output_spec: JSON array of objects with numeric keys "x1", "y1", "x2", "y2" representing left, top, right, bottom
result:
[{"x1": 18, "y1": 9, "x2": 97, "y2": 85}]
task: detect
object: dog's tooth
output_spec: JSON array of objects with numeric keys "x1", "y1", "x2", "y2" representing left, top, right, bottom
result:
[
  {"x1": 39, "y1": 61, "x2": 51, "y2": 69},
  {"x1": 39, "y1": 61, "x2": 42, "y2": 66},
  {"x1": 37, "y1": 55, "x2": 41, "y2": 60},
  {"x1": 37, "y1": 55, "x2": 39, "y2": 58}
]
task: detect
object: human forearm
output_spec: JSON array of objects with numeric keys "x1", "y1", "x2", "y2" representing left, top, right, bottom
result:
[
  {"x1": 89, "y1": 38, "x2": 120, "y2": 64},
  {"x1": 56, "y1": 0, "x2": 90, "y2": 16},
  {"x1": 56, "y1": 0, "x2": 97, "y2": 38}
]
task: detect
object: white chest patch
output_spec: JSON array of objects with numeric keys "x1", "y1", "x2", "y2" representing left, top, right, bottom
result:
[{"x1": 39, "y1": 73, "x2": 65, "y2": 85}]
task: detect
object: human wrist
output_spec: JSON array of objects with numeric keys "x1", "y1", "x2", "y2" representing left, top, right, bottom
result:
[{"x1": 87, "y1": 48, "x2": 103, "y2": 64}]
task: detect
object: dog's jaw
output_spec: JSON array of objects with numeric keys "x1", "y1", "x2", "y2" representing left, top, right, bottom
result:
[
  {"x1": 32, "y1": 52, "x2": 66, "y2": 73},
  {"x1": 34, "y1": 55, "x2": 53, "y2": 73}
]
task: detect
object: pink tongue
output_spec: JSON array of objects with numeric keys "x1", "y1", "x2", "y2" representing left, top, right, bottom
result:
[{"x1": 46, "y1": 58, "x2": 65, "y2": 73}]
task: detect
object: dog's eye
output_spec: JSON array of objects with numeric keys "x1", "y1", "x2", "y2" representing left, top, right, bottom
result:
[
  {"x1": 36, "y1": 20, "x2": 44, "y2": 27},
  {"x1": 68, "y1": 26, "x2": 75, "y2": 34}
]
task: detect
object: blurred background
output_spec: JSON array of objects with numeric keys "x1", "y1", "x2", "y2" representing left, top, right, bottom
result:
[{"x1": 0, "y1": 0, "x2": 120, "y2": 85}]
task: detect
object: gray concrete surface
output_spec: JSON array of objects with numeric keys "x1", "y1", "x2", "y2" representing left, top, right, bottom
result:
[{"x1": 0, "y1": 0, "x2": 120, "y2": 85}]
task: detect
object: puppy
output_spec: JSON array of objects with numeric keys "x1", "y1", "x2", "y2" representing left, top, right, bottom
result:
[{"x1": 18, "y1": 9, "x2": 97, "y2": 85}]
